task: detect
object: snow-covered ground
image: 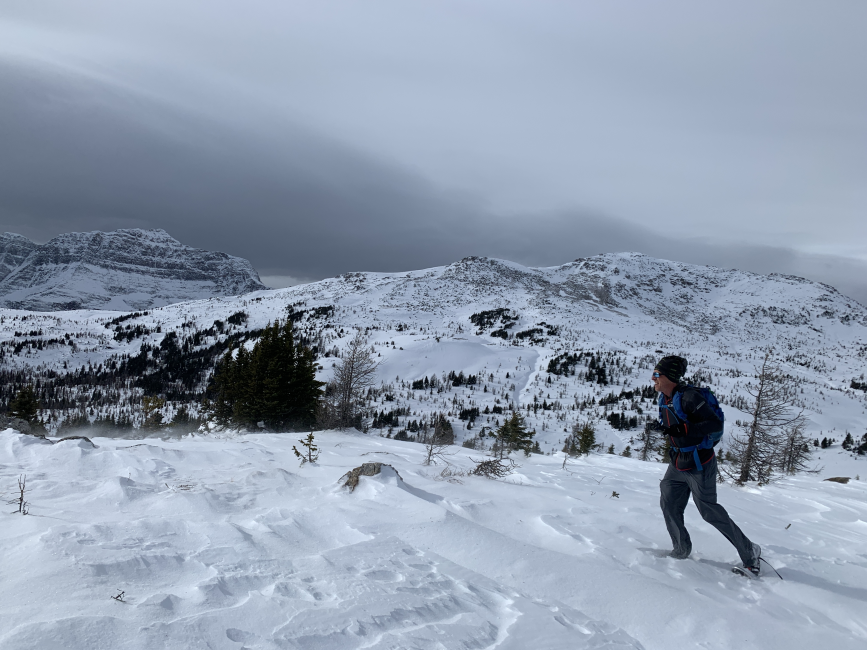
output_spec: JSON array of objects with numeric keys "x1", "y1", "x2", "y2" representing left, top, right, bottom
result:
[{"x1": 1, "y1": 428, "x2": 864, "y2": 649}]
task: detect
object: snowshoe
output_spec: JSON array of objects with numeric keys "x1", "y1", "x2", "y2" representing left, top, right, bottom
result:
[{"x1": 732, "y1": 564, "x2": 761, "y2": 579}]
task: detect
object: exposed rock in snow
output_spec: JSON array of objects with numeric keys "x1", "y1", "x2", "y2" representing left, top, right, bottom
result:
[
  {"x1": 0, "y1": 228, "x2": 266, "y2": 311},
  {"x1": 341, "y1": 462, "x2": 404, "y2": 491}
]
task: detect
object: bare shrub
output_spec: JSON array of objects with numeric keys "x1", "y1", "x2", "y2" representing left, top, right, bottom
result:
[
  {"x1": 725, "y1": 349, "x2": 811, "y2": 485},
  {"x1": 471, "y1": 457, "x2": 518, "y2": 479},
  {"x1": 7, "y1": 475, "x2": 29, "y2": 514},
  {"x1": 422, "y1": 413, "x2": 454, "y2": 466},
  {"x1": 432, "y1": 466, "x2": 468, "y2": 484},
  {"x1": 318, "y1": 330, "x2": 380, "y2": 430}
]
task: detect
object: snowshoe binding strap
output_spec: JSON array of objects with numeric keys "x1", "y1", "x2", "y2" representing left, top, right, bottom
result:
[{"x1": 760, "y1": 557, "x2": 783, "y2": 580}]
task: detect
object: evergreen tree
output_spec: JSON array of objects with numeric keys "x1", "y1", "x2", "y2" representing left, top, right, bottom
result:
[
  {"x1": 258, "y1": 321, "x2": 322, "y2": 428},
  {"x1": 8, "y1": 386, "x2": 39, "y2": 422},
  {"x1": 657, "y1": 432, "x2": 672, "y2": 463},
  {"x1": 293, "y1": 433, "x2": 319, "y2": 465},
  {"x1": 209, "y1": 320, "x2": 323, "y2": 430},
  {"x1": 634, "y1": 421, "x2": 660, "y2": 462},
  {"x1": 141, "y1": 396, "x2": 165, "y2": 430},
  {"x1": 562, "y1": 421, "x2": 597, "y2": 457},
  {"x1": 91, "y1": 413, "x2": 117, "y2": 433},
  {"x1": 116, "y1": 412, "x2": 134, "y2": 431},
  {"x1": 57, "y1": 410, "x2": 90, "y2": 434},
  {"x1": 169, "y1": 405, "x2": 201, "y2": 432},
  {"x1": 171, "y1": 405, "x2": 192, "y2": 427},
  {"x1": 575, "y1": 420, "x2": 596, "y2": 456},
  {"x1": 495, "y1": 411, "x2": 534, "y2": 458},
  {"x1": 233, "y1": 345, "x2": 256, "y2": 425},
  {"x1": 211, "y1": 346, "x2": 242, "y2": 425},
  {"x1": 422, "y1": 413, "x2": 454, "y2": 445}
]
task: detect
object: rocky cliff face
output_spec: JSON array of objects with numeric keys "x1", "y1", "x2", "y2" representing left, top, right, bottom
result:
[
  {"x1": 0, "y1": 233, "x2": 38, "y2": 282},
  {"x1": 0, "y1": 229, "x2": 266, "y2": 311}
]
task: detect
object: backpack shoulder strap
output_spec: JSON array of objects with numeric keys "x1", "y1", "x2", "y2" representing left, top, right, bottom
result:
[{"x1": 670, "y1": 387, "x2": 689, "y2": 421}]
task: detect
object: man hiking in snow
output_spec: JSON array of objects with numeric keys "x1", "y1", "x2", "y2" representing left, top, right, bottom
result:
[{"x1": 654, "y1": 355, "x2": 763, "y2": 576}]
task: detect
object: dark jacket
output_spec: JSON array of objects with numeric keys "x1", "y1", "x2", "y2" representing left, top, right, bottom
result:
[{"x1": 660, "y1": 384, "x2": 723, "y2": 471}]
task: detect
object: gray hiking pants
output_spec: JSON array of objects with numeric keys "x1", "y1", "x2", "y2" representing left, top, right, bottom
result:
[{"x1": 660, "y1": 457, "x2": 755, "y2": 564}]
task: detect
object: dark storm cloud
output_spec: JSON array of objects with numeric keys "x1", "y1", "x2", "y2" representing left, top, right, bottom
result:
[
  {"x1": 0, "y1": 59, "x2": 480, "y2": 274},
  {"x1": 2, "y1": 57, "x2": 867, "y2": 306}
]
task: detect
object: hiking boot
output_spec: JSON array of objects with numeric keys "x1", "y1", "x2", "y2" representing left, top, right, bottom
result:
[
  {"x1": 668, "y1": 547, "x2": 691, "y2": 560},
  {"x1": 748, "y1": 543, "x2": 762, "y2": 566},
  {"x1": 742, "y1": 543, "x2": 762, "y2": 576}
]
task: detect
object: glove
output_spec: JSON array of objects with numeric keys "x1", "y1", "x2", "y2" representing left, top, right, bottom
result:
[{"x1": 664, "y1": 423, "x2": 688, "y2": 438}]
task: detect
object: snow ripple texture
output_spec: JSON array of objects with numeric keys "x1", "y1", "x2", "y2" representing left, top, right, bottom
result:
[
  {"x1": 1, "y1": 429, "x2": 865, "y2": 649},
  {"x1": 0, "y1": 430, "x2": 643, "y2": 650}
]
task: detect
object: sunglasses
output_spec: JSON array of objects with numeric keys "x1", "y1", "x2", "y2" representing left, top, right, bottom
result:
[{"x1": 652, "y1": 372, "x2": 661, "y2": 378}]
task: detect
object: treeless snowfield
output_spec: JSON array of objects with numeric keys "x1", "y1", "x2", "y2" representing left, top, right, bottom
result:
[{"x1": 1, "y1": 428, "x2": 865, "y2": 649}]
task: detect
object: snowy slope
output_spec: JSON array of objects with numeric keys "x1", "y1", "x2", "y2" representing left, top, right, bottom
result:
[
  {"x1": 2, "y1": 252, "x2": 865, "y2": 453},
  {"x1": 0, "y1": 428, "x2": 864, "y2": 649},
  {"x1": 0, "y1": 229, "x2": 266, "y2": 311}
]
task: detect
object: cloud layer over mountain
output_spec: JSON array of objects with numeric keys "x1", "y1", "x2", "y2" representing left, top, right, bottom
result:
[{"x1": 1, "y1": 2, "x2": 866, "y2": 303}]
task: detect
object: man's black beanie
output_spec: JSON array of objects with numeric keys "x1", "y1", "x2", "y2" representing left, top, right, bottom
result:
[{"x1": 655, "y1": 355, "x2": 687, "y2": 382}]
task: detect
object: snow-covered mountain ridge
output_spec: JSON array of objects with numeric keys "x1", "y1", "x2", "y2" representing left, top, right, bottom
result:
[
  {"x1": 302, "y1": 253, "x2": 866, "y2": 334},
  {"x1": 2, "y1": 252, "x2": 866, "y2": 450},
  {"x1": 0, "y1": 228, "x2": 266, "y2": 311}
]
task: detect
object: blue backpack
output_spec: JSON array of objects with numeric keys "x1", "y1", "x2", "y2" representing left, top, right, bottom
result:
[{"x1": 658, "y1": 386, "x2": 724, "y2": 472}]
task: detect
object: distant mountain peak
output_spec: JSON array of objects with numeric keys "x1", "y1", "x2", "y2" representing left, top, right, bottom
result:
[{"x1": 0, "y1": 228, "x2": 266, "y2": 311}]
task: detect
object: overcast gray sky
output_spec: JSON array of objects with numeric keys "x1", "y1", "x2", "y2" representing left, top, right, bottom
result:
[{"x1": 2, "y1": 1, "x2": 866, "y2": 302}]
